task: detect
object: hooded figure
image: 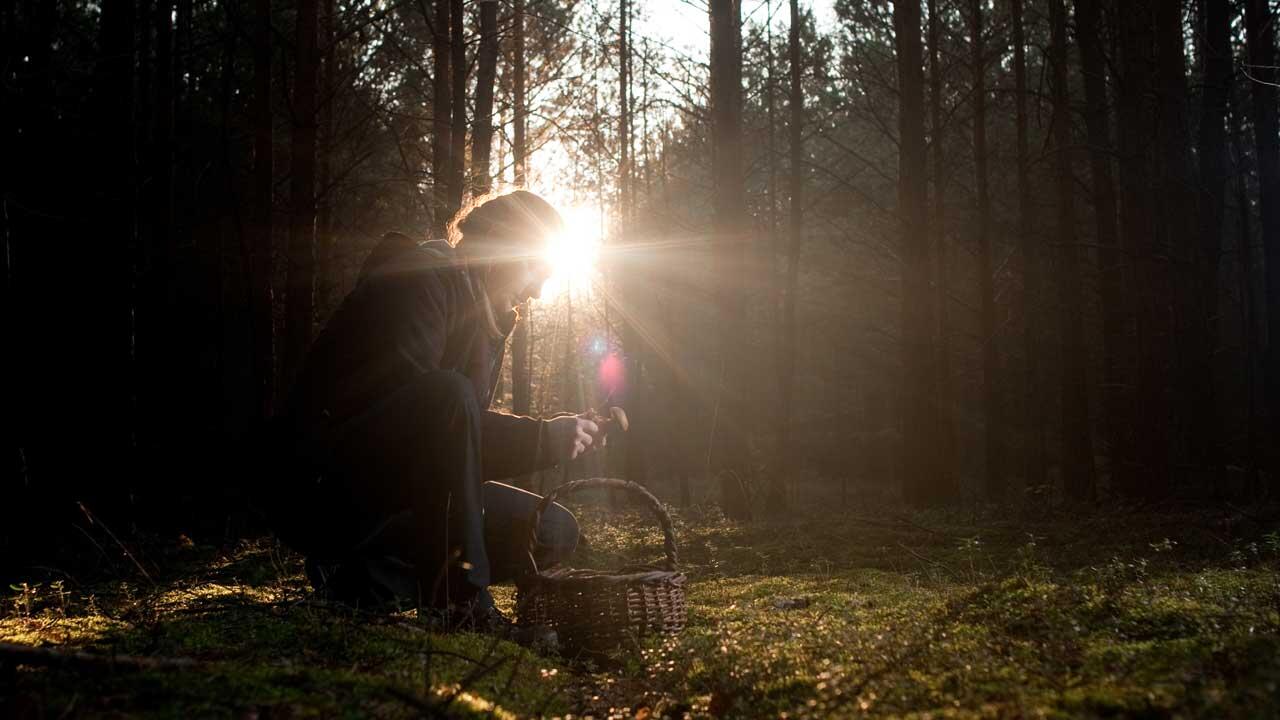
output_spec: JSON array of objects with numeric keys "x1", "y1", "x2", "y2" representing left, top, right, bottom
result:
[{"x1": 262, "y1": 191, "x2": 602, "y2": 625}]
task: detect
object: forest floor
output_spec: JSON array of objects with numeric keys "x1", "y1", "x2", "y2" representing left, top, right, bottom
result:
[{"x1": 4, "y1": 496, "x2": 1280, "y2": 718}]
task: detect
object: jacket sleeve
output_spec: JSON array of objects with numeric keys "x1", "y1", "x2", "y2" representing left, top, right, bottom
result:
[{"x1": 480, "y1": 412, "x2": 560, "y2": 480}]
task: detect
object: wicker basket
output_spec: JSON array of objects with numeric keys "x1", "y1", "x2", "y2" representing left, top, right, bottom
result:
[{"x1": 515, "y1": 478, "x2": 687, "y2": 653}]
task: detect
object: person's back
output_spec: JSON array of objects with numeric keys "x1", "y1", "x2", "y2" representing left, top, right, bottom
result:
[{"x1": 263, "y1": 192, "x2": 601, "y2": 625}]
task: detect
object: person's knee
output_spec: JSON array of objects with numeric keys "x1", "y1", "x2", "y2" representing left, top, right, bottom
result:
[{"x1": 538, "y1": 502, "x2": 579, "y2": 561}]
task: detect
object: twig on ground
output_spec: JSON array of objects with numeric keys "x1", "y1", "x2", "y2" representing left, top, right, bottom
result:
[
  {"x1": 0, "y1": 641, "x2": 199, "y2": 672},
  {"x1": 76, "y1": 502, "x2": 155, "y2": 585},
  {"x1": 895, "y1": 542, "x2": 956, "y2": 578}
]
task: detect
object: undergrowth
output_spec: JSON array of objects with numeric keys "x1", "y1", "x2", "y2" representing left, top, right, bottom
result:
[{"x1": 4, "y1": 500, "x2": 1280, "y2": 717}]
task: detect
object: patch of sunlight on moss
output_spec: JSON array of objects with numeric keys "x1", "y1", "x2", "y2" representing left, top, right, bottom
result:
[
  {"x1": 430, "y1": 684, "x2": 519, "y2": 719},
  {"x1": 153, "y1": 581, "x2": 286, "y2": 611},
  {"x1": 0, "y1": 613, "x2": 126, "y2": 646}
]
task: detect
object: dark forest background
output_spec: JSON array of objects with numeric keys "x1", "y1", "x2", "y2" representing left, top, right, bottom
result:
[{"x1": 3, "y1": 0, "x2": 1280, "y2": 581}]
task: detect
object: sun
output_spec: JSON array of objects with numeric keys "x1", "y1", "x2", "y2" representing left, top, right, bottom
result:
[{"x1": 539, "y1": 203, "x2": 603, "y2": 301}]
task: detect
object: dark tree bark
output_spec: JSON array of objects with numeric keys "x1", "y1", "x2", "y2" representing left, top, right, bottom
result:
[
  {"x1": 709, "y1": 0, "x2": 751, "y2": 519},
  {"x1": 250, "y1": 0, "x2": 275, "y2": 418},
  {"x1": 1116, "y1": 0, "x2": 1169, "y2": 498},
  {"x1": 317, "y1": 0, "x2": 336, "y2": 316},
  {"x1": 927, "y1": 0, "x2": 958, "y2": 502},
  {"x1": 1154, "y1": 0, "x2": 1204, "y2": 485},
  {"x1": 472, "y1": 0, "x2": 499, "y2": 193},
  {"x1": 152, "y1": 0, "x2": 174, "y2": 273},
  {"x1": 284, "y1": 0, "x2": 319, "y2": 393},
  {"x1": 1191, "y1": 0, "x2": 1231, "y2": 480},
  {"x1": 510, "y1": 0, "x2": 530, "y2": 415},
  {"x1": 1074, "y1": 0, "x2": 1130, "y2": 493},
  {"x1": 1050, "y1": 0, "x2": 1096, "y2": 502},
  {"x1": 969, "y1": 0, "x2": 1001, "y2": 501},
  {"x1": 431, "y1": 0, "x2": 452, "y2": 235},
  {"x1": 1012, "y1": 0, "x2": 1045, "y2": 492},
  {"x1": 448, "y1": 0, "x2": 466, "y2": 211},
  {"x1": 513, "y1": 0, "x2": 526, "y2": 187},
  {"x1": 1229, "y1": 94, "x2": 1261, "y2": 493},
  {"x1": 1245, "y1": 0, "x2": 1280, "y2": 444},
  {"x1": 619, "y1": 0, "x2": 648, "y2": 492},
  {"x1": 894, "y1": 0, "x2": 941, "y2": 506},
  {"x1": 771, "y1": 0, "x2": 804, "y2": 514}
]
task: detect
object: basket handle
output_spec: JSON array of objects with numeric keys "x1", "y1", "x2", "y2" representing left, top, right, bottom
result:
[{"x1": 525, "y1": 478, "x2": 679, "y2": 575}]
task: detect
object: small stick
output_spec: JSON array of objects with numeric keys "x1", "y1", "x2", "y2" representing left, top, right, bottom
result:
[
  {"x1": 0, "y1": 642, "x2": 199, "y2": 672},
  {"x1": 76, "y1": 502, "x2": 155, "y2": 585}
]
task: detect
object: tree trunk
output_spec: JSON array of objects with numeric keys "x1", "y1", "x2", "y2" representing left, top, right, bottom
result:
[
  {"x1": 513, "y1": 0, "x2": 526, "y2": 187},
  {"x1": 927, "y1": 0, "x2": 958, "y2": 503},
  {"x1": 1154, "y1": 0, "x2": 1202, "y2": 487},
  {"x1": 1192, "y1": 0, "x2": 1231, "y2": 482},
  {"x1": 771, "y1": 0, "x2": 803, "y2": 513},
  {"x1": 250, "y1": 0, "x2": 275, "y2": 418},
  {"x1": 618, "y1": 0, "x2": 648, "y2": 493},
  {"x1": 431, "y1": 0, "x2": 452, "y2": 235},
  {"x1": 1075, "y1": 0, "x2": 1130, "y2": 495},
  {"x1": 472, "y1": 0, "x2": 499, "y2": 193},
  {"x1": 448, "y1": 0, "x2": 466, "y2": 211},
  {"x1": 969, "y1": 0, "x2": 1000, "y2": 501},
  {"x1": 509, "y1": 0, "x2": 531, "y2": 415},
  {"x1": 284, "y1": 0, "x2": 319, "y2": 393},
  {"x1": 98, "y1": 0, "x2": 136, "y2": 504},
  {"x1": 1229, "y1": 93, "x2": 1260, "y2": 494},
  {"x1": 1116, "y1": 0, "x2": 1169, "y2": 499},
  {"x1": 709, "y1": 0, "x2": 751, "y2": 520},
  {"x1": 1012, "y1": 0, "x2": 1045, "y2": 493},
  {"x1": 1245, "y1": 0, "x2": 1280, "y2": 453},
  {"x1": 1050, "y1": 0, "x2": 1096, "y2": 502},
  {"x1": 894, "y1": 0, "x2": 941, "y2": 506},
  {"x1": 317, "y1": 0, "x2": 336, "y2": 317}
]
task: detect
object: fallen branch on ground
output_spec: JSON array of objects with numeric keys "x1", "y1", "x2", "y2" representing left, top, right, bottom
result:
[{"x1": 0, "y1": 641, "x2": 200, "y2": 672}]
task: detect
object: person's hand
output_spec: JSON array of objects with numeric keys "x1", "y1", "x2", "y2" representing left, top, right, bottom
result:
[{"x1": 546, "y1": 414, "x2": 602, "y2": 462}]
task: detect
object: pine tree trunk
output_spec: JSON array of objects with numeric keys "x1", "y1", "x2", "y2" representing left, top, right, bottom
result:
[
  {"x1": 513, "y1": 0, "x2": 526, "y2": 187},
  {"x1": 1192, "y1": 0, "x2": 1230, "y2": 482},
  {"x1": 284, "y1": 0, "x2": 319, "y2": 393},
  {"x1": 1075, "y1": 0, "x2": 1131, "y2": 494},
  {"x1": 927, "y1": 0, "x2": 958, "y2": 502},
  {"x1": 1245, "y1": 0, "x2": 1280, "y2": 455},
  {"x1": 894, "y1": 0, "x2": 941, "y2": 506},
  {"x1": 448, "y1": 0, "x2": 466, "y2": 211},
  {"x1": 472, "y1": 0, "x2": 499, "y2": 193},
  {"x1": 1154, "y1": 0, "x2": 1203, "y2": 487},
  {"x1": 1117, "y1": 0, "x2": 1169, "y2": 499},
  {"x1": 709, "y1": 0, "x2": 751, "y2": 520},
  {"x1": 250, "y1": 0, "x2": 275, "y2": 417},
  {"x1": 1050, "y1": 0, "x2": 1096, "y2": 502},
  {"x1": 431, "y1": 0, "x2": 452, "y2": 236},
  {"x1": 618, "y1": 0, "x2": 648, "y2": 493},
  {"x1": 509, "y1": 0, "x2": 531, "y2": 415},
  {"x1": 1012, "y1": 0, "x2": 1045, "y2": 493},
  {"x1": 970, "y1": 0, "x2": 1001, "y2": 501},
  {"x1": 317, "y1": 0, "x2": 335, "y2": 317},
  {"x1": 771, "y1": 0, "x2": 803, "y2": 514}
]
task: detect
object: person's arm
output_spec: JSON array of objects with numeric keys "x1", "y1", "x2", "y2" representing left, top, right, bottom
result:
[{"x1": 480, "y1": 412, "x2": 600, "y2": 481}]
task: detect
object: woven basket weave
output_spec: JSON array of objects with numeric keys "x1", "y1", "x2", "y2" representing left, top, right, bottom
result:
[{"x1": 515, "y1": 478, "x2": 687, "y2": 653}]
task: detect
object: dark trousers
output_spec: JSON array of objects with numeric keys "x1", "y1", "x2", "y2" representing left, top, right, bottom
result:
[{"x1": 281, "y1": 371, "x2": 577, "y2": 609}]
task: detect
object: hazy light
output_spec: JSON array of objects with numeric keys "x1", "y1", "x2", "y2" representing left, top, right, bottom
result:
[{"x1": 540, "y1": 203, "x2": 602, "y2": 300}]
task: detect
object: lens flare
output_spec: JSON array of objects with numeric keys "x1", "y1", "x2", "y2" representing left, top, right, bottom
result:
[{"x1": 540, "y1": 204, "x2": 602, "y2": 300}]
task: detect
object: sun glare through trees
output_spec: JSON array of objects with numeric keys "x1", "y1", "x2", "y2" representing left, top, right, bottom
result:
[{"x1": 539, "y1": 202, "x2": 603, "y2": 301}]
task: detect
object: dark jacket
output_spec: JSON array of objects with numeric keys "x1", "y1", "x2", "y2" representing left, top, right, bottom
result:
[{"x1": 281, "y1": 234, "x2": 553, "y2": 481}]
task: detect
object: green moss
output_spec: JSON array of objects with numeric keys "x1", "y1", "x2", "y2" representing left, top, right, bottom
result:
[{"x1": 5, "y1": 509, "x2": 1280, "y2": 717}]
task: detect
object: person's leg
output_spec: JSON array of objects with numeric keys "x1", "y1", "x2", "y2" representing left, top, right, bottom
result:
[
  {"x1": 316, "y1": 370, "x2": 492, "y2": 609},
  {"x1": 481, "y1": 481, "x2": 580, "y2": 584}
]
